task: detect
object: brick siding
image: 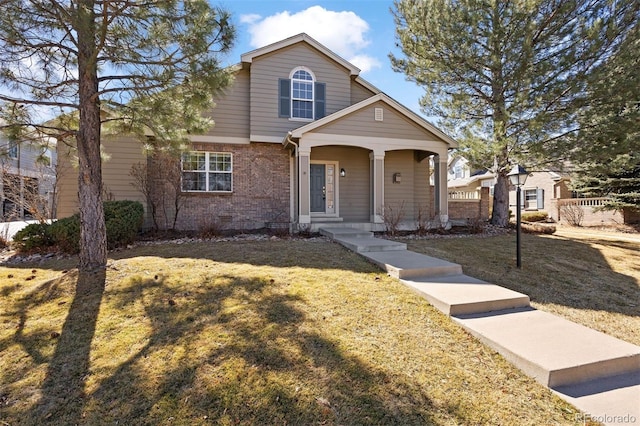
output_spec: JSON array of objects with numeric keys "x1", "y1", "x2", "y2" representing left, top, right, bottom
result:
[
  {"x1": 151, "y1": 142, "x2": 290, "y2": 231},
  {"x1": 447, "y1": 187, "x2": 491, "y2": 221}
]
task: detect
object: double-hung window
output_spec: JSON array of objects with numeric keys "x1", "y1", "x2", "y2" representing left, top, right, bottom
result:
[
  {"x1": 278, "y1": 67, "x2": 325, "y2": 120},
  {"x1": 181, "y1": 152, "x2": 232, "y2": 192},
  {"x1": 524, "y1": 188, "x2": 544, "y2": 210},
  {"x1": 8, "y1": 142, "x2": 18, "y2": 159},
  {"x1": 291, "y1": 70, "x2": 314, "y2": 119}
]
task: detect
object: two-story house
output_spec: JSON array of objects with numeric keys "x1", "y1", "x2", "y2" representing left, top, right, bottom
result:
[
  {"x1": 0, "y1": 128, "x2": 57, "y2": 221},
  {"x1": 446, "y1": 155, "x2": 495, "y2": 196},
  {"x1": 56, "y1": 33, "x2": 457, "y2": 232}
]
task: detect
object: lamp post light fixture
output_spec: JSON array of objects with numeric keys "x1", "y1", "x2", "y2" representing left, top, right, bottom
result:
[{"x1": 507, "y1": 164, "x2": 529, "y2": 268}]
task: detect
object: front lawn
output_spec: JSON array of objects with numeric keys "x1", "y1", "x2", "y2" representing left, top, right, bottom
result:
[
  {"x1": 0, "y1": 239, "x2": 593, "y2": 425},
  {"x1": 401, "y1": 229, "x2": 640, "y2": 346}
]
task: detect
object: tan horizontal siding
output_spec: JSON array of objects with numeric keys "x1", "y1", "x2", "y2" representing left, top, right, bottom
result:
[
  {"x1": 55, "y1": 144, "x2": 79, "y2": 218},
  {"x1": 101, "y1": 136, "x2": 147, "y2": 203},
  {"x1": 56, "y1": 135, "x2": 147, "y2": 219},
  {"x1": 351, "y1": 80, "x2": 376, "y2": 104},
  {"x1": 384, "y1": 150, "x2": 426, "y2": 221},
  {"x1": 316, "y1": 101, "x2": 437, "y2": 141},
  {"x1": 203, "y1": 68, "x2": 250, "y2": 139},
  {"x1": 414, "y1": 155, "x2": 432, "y2": 219}
]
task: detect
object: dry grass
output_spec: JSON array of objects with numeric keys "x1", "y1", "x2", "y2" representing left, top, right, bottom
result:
[
  {"x1": 0, "y1": 240, "x2": 591, "y2": 425},
  {"x1": 401, "y1": 228, "x2": 640, "y2": 346}
]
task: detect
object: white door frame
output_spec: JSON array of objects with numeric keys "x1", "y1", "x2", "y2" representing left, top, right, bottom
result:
[{"x1": 310, "y1": 160, "x2": 339, "y2": 217}]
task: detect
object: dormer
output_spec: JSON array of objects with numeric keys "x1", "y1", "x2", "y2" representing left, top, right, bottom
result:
[{"x1": 239, "y1": 33, "x2": 377, "y2": 142}]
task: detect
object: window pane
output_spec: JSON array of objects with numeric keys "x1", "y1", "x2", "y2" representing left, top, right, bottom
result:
[
  {"x1": 182, "y1": 171, "x2": 206, "y2": 191},
  {"x1": 292, "y1": 100, "x2": 313, "y2": 119},
  {"x1": 182, "y1": 152, "x2": 205, "y2": 171},
  {"x1": 209, "y1": 172, "x2": 231, "y2": 191},
  {"x1": 292, "y1": 81, "x2": 312, "y2": 100},
  {"x1": 292, "y1": 70, "x2": 312, "y2": 81},
  {"x1": 209, "y1": 153, "x2": 231, "y2": 172}
]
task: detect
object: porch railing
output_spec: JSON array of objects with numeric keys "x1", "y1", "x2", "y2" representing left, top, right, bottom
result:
[
  {"x1": 557, "y1": 197, "x2": 610, "y2": 207},
  {"x1": 448, "y1": 190, "x2": 480, "y2": 200}
]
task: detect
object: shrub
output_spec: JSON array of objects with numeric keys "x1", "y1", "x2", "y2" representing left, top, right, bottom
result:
[
  {"x1": 382, "y1": 201, "x2": 406, "y2": 236},
  {"x1": 560, "y1": 203, "x2": 584, "y2": 226},
  {"x1": 522, "y1": 222, "x2": 556, "y2": 234},
  {"x1": 466, "y1": 217, "x2": 486, "y2": 234},
  {"x1": 13, "y1": 200, "x2": 144, "y2": 253},
  {"x1": 12, "y1": 222, "x2": 55, "y2": 252},
  {"x1": 48, "y1": 215, "x2": 81, "y2": 253},
  {"x1": 522, "y1": 211, "x2": 548, "y2": 222},
  {"x1": 104, "y1": 200, "x2": 144, "y2": 248}
]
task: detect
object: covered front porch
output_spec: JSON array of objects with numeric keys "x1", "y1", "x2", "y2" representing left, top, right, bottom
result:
[
  {"x1": 285, "y1": 142, "x2": 451, "y2": 232},
  {"x1": 283, "y1": 93, "x2": 457, "y2": 232}
]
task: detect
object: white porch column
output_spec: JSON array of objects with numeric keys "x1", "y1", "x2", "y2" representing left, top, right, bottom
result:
[
  {"x1": 298, "y1": 147, "x2": 311, "y2": 224},
  {"x1": 433, "y1": 152, "x2": 449, "y2": 223},
  {"x1": 370, "y1": 150, "x2": 385, "y2": 223}
]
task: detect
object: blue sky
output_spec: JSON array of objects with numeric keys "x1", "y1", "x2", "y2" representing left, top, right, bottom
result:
[{"x1": 218, "y1": 0, "x2": 424, "y2": 115}]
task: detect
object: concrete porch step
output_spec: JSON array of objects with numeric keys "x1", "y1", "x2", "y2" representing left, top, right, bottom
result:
[
  {"x1": 362, "y1": 250, "x2": 462, "y2": 279},
  {"x1": 455, "y1": 308, "x2": 640, "y2": 388},
  {"x1": 333, "y1": 236, "x2": 407, "y2": 253},
  {"x1": 319, "y1": 227, "x2": 373, "y2": 239},
  {"x1": 401, "y1": 274, "x2": 530, "y2": 316}
]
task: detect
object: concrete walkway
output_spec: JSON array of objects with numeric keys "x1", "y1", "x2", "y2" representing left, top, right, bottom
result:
[{"x1": 320, "y1": 227, "x2": 640, "y2": 426}]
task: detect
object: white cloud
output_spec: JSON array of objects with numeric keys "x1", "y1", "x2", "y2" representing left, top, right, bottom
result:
[
  {"x1": 348, "y1": 54, "x2": 382, "y2": 73},
  {"x1": 239, "y1": 13, "x2": 261, "y2": 25},
  {"x1": 245, "y1": 6, "x2": 380, "y2": 73}
]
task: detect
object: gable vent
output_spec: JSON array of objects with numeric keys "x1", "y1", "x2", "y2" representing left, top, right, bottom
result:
[{"x1": 374, "y1": 108, "x2": 383, "y2": 121}]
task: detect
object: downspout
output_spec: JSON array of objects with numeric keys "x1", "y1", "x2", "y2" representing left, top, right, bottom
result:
[{"x1": 285, "y1": 131, "x2": 299, "y2": 230}]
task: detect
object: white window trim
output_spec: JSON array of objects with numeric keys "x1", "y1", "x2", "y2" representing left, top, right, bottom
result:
[
  {"x1": 289, "y1": 66, "x2": 315, "y2": 121},
  {"x1": 524, "y1": 187, "x2": 538, "y2": 210},
  {"x1": 8, "y1": 142, "x2": 18, "y2": 160},
  {"x1": 181, "y1": 151, "x2": 233, "y2": 193}
]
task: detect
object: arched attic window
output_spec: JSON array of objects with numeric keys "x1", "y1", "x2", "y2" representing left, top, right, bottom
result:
[{"x1": 279, "y1": 67, "x2": 325, "y2": 120}]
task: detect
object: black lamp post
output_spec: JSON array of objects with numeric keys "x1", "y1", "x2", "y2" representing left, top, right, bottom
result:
[{"x1": 507, "y1": 164, "x2": 529, "y2": 268}]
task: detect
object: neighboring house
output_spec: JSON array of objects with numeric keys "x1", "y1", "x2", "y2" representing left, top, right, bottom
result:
[
  {"x1": 508, "y1": 169, "x2": 638, "y2": 225},
  {"x1": 446, "y1": 155, "x2": 495, "y2": 197},
  {"x1": 0, "y1": 128, "x2": 57, "y2": 221},
  {"x1": 57, "y1": 33, "x2": 457, "y2": 232},
  {"x1": 508, "y1": 169, "x2": 571, "y2": 221}
]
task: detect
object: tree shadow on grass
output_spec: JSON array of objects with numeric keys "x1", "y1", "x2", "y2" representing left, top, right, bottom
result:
[
  {"x1": 28, "y1": 269, "x2": 106, "y2": 424},
  {"x1": 1, "y1": 239, "x2": 379, "y2": 276},
  {"x1": 109, "y1": 239, "x2": 381, "y2": 273},
  {"x1": 408, "y1": 233, "x2": 639, "y2": 319},
  {"x1": 520, "y1": 234, "x2": 639, "y2": 317},
  {"x1": 27, "y1": 273, "x2": 440, "y2": 425}
]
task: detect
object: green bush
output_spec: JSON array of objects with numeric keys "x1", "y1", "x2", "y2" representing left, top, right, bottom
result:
[
  {"x1": 12, "y1": 222, "x2": 55, "y2": 252},
  {"x1": 104, "y1": 200, "x2": 144, "y2": 249},
  {"x1": 522, "y1": 211, "x2": 548, "y2": 222},
  {"x1": 13, "y1": 200, "x2": 144, "y2": 254},
  {"x1": 48, "y1": 215, "x2": 81, "y2": 253}
]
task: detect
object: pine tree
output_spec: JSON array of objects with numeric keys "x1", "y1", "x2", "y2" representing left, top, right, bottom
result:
[
  {"x1": 567, "y1": 22, "x2": 640, "y2": 213},
  {"x1": 0, "y1": 1, "x2": 235, "y2": 270},
  {"x1": 391, "y1": 0, "x2": 638, "y2": 226}
]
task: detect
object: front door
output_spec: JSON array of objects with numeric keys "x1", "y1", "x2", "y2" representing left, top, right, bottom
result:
[{"x1": 310, "y1": 164, "x2": 326, "y2": 213}]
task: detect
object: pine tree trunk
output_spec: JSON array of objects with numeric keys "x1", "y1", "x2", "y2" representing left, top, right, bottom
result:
[
  {"x1": 76, "y1": 0, "x2": 107, "y2": 270},
  {"x1": 488, "y1": 2, "x2": 512, "y2": 228},
  {"x1": 491, "y1": 173, "x2": 510, "y2": 227}
]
